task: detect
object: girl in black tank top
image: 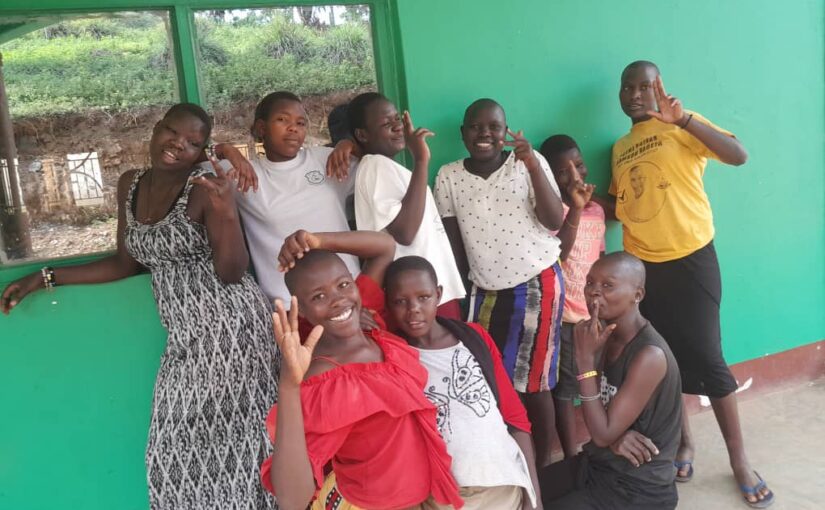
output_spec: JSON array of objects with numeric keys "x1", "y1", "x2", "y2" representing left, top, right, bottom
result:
[{"x1": 541, "y1": 252, "x2": 682, "y2": 510}]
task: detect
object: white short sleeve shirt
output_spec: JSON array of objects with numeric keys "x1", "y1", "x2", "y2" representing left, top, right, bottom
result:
[
  {"x1": 354, "y1": 154, "x2": 466, "y2": 303},
  {"x1": 434, "y1": 151, "x2": 562, "y2": 290},
  {"x1": 234, "y1": 146, "x2": 360, "y2": 303}
]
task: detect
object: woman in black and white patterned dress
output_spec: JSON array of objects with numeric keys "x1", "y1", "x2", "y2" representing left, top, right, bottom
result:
[{"x1": 1, "y1": 103, "x2": 279, "y2": 510}]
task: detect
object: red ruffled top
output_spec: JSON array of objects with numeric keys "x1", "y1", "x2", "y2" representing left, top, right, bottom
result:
[{"x1": 262, "y1": 278, "x2": 463, "y2": 509}]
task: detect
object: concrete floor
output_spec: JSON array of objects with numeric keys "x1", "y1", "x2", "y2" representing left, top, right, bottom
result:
[{"x1": 676, "y1": 378, "x2": 825, "y2": 509}]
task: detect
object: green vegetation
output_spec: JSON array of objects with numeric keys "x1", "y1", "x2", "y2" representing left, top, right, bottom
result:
[{"x1": 0, "y1": 11, "x2": 376, "y2": 118}]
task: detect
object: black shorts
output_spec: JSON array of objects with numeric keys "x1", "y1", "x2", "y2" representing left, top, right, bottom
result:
[
  {"x1": 553, "y1": 322, "x2": 579, "y2": 400},
  {"x1": 640, "y1": 241, "x2": 738, "y2": 398}
]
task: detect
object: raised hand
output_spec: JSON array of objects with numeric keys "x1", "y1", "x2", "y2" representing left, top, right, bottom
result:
[
  {"x1": 273, "y1": 297, "x2": 324, "y2": 387},
  {"x1": 0, "y1": 273, "x2": 42, "y2": 315},
  {"x1": 278, "y1": 230, "x2": 321, "y2": 272},
  {"x1": 574, "y1": 301, "x2": 616, "y2": 359},
  {"x1": 609, "y1": 430, "x2": 659, "y2": 468},
  {"x1": 214, "y1": 143, "x2": 258, "y2": 193},
  {"x1": 646, "y1": 75, "x2": 686, "y2": 125},
  {"x1": 504, "y1": 128, "x2": 540, "y2": 172},
  {"x1": 402, "y1": 111, "x2": 434, "y2": 164},
  {"x1": 566, "y1": 161, "x2": 596, "y2": 210},
  {"x1": 326, "y1": 139, "x2": 357, "y2": 181},
  {"x1": 191, "y1": 156, "x2": 238, "y2": 215}
]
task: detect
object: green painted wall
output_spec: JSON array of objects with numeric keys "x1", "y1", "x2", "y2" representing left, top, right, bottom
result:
[
  {"x1": 396, "y1": 0, "x2": 825, "y2": 363},
  {"x1": 0, "y1": 1, "x2": 823, "y2": 509}
]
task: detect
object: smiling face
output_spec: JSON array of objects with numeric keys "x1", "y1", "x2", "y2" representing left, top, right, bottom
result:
[
  {"x1": 149, "y1": 112, "x2": 209, "y2": 172},
  {"x1": 461, "y1": 102, "x2": 507, "y2": 163},
  {"x1": 619, "y1": 63, "x2": 659, "y2": 122},
  {"x1": 253, "y1": 99, "x2": 308, "y2": 162},
  {"x1": 354, "y1": 98, "x2": 405, "y2": 157},
  {"x1": 290, "y1": 254, "x2": 362, "y2": 339},
  {"x1": 583, "y1": 256, "x2": 645, "y2": 322},
  {"x1": 386, "y1": 269, "x2": 442, "y2": 341}
]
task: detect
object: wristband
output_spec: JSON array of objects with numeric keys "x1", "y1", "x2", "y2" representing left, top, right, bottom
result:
[
  {"x1": 578, "y1": 393, "x2": 601, "y2": 402},
  {"x1": 679, "y1": 114, "x2": 694, "y2": 129},
  {"x1": 576, "y1": 370, "x2": 598, "y2": 381}
]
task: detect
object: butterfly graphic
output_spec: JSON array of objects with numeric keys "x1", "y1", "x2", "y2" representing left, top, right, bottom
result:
[
  {"x1": 445, "y1": 350, "x2": 491, "y2": 417},
  {"x1": 424, "y1": 386, "x2": 451, "y2": 437}
]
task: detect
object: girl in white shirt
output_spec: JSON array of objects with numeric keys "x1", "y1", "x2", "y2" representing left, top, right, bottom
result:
[{"x1": 349, "y1": 92, "x2": 465, "y2": 317}]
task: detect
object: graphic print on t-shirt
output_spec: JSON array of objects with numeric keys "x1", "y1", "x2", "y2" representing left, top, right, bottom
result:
[
  {"x1": 304, "y1": 169, "x2": 325, "y2": 185},
  {"x1": 424, "y1": 349, "x2": 492, "y2": 440},
  {"x1": 600, "y1": 374, "x2": 618, "y2": 406},
  {"x1": 616, "y1": 160, "x2": 671, "y2": 223}
]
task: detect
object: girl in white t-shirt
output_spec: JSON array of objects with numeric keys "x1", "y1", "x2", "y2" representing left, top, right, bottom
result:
[
  {"x1": 433, "y1": 98, "x2": 565, "y2": 468},
  {"x1": 348, "y1": 92, "x2": 465, "y2": 318}
]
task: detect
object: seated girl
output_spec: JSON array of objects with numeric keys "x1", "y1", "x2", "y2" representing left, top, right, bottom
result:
[
  {"x1": 540, "y1": 252, "x2": 682, "y2": 510},
  {"x1": 347, "y1": 92, "x2": 465, "y2": 319},
  {"x1": 261, "y1": 230, "x2": 463, "y2": 510},
  {"x1": 384, "y1": 256, "x2": 543, "y2": 510}
]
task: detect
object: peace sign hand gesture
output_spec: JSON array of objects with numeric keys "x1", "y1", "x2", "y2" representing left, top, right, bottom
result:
[
  {"x1": 646, "y1": 75, "x2": 687, "y2": 125},
  {"x1": 273, "y1": 297, "x2": 324, "y2": 388},
  {"x1": 402, "y1": 111, "x2": 435, "y2": 164},
  {"x1": 574, "y1": 301, "x2": 617, "y2": 360},
  {"x1": 504, "y1": 128, "x2": 541, "y2": 172},
  {"x1": 566, "y1": 161, "x2": 596, "y2": 210},
  {"x1": 191, "y1": 156, "x2": 237, "y2": 216}
]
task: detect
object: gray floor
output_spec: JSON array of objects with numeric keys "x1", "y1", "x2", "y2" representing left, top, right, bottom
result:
[{"x1": 676, "y1": 378, "x2": 825, "y2": 509}]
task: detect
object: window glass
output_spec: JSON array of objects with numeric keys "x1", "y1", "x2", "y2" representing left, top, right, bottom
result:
[
  {"x1": 0, "y1": 12, "x2": 178, "y2": 263},
  {"x1": 194, "y1": 5, "x2": 377, "y2": 149}
]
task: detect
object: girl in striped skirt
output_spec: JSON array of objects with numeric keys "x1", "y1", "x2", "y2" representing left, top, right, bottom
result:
[{"x1": 434, "y1": 98, "x2": 566, "y2": 468}]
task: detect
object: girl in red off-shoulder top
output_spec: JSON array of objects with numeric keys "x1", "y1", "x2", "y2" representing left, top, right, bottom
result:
[{"x1": 261, "y1": 230, "x2": 462, "y2": 510}]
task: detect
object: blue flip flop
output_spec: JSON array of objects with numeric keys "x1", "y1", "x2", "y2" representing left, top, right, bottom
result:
[
  {"x1": 740, "y1": 471, "x2": 774, "y2": 508},
  {"x1": 674, "y1": 460, "x2": 694, "y2": 483}
]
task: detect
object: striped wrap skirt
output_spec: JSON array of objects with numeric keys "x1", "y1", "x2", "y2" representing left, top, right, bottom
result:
[{"x1": 468, "y1": 263, "x2": 565, "y2": 393}]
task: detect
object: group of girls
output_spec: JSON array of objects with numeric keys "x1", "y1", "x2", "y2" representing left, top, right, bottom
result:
[{"x1": 0, "y1": 59, "x2": 773, "y2": 510}]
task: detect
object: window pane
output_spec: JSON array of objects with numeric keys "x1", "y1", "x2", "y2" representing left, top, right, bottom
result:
[
  {"x1": 0, "y1": 11, "x2": 178, "y2": 263},
  {"x1": 194, "y1": 5, "x2": 377, "y2": 148}
]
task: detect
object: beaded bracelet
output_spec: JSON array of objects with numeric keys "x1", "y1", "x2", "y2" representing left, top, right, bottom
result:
[
  {"x1": 578, "y1": 393, "x2": 601, "y2": 402},
  {"x1": 576, "y1": 370, "x2": 598, "y2": 381},
  {"x1": 41, "y1": 266, "x2": 56, "y2": 292}
]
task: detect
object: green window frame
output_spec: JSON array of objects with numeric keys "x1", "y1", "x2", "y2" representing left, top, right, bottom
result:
[{"x1": 0, "y1": 0, "x2": 407, "y2": 277}]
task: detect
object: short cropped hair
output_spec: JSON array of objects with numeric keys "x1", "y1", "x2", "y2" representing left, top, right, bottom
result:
[
  {"x1": 164, "y1": 103, "x2": 212, "y2": 139},
  {"x1": 347, "y1": 92, "x2": 387, "y2": 139},
  {"x1": 284, "y1": 249, "x2": 346, "y2": 295},
  {"x1": 539, "y1": 134, "x2": 580, "y2": 167},
  {"x1": 463, "y1": 98, "x2": 504, "y2": 125},
  {"x1": 252, "y1": 91, "x2": 302, "y2": 135},
  {"x1": 384, "y1": 256, "x2": 439, "y2": 290}
]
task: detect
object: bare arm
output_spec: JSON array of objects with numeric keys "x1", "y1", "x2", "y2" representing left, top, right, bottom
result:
[
  {"x1": 648, "y1": 75, "x2": 747, "y2": 166},
  {"x1": 384, "y1": 111, "x2": 434, "y2": 246},
  {"x1": 556, "y1": 162, "x2": 596, "y2": 261},
  {"x1": 269, "y1": 300, "x2": 324, "y2": 510},
  {"x1": 576, "y1": 345, "x2": 666, "y2": 447},
  {"x1": 506, "y1": 129, "x2": 563, "y2": 230},
  {"x1": 682, "y1": 117, "x2": 748, "y2": 165},
  {"x1": 442, "y1": 217, "x2": 469, "y2": 280},
  {"x1": 278, "y1": 230, "x2": 395, "y2": 285},
  {"x1": 2, "y1": 170, "x2": 142, "y2": 314},
  {"x1": 510, "y1": 429, "x2": 543, "y2": 510},
  {"x1": 190, "y1": 159, "x2": 250, "y2": 284}
]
